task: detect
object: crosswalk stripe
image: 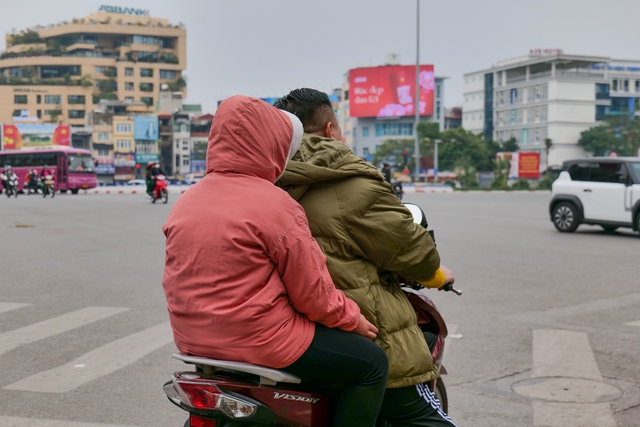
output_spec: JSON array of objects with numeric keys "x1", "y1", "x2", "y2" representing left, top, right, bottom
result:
[
  {"x1": 4, "y1": 321, "x2": 173, "y2": 393},
  {"x1": 0, "y1": 307, "x2": 129, "y2": 357},
  {"x1": 624, "y1": 320, "x2": 640, "y2": 327},
  {"x1": 0, "y1": 415, "x2": 143, "y2": 427},
  {"x1": 530, "y1": 329, "x2": 617, "y2": 427},
  {"x1": 0, "y1": 302, "x2": 30, "y2": 314}
]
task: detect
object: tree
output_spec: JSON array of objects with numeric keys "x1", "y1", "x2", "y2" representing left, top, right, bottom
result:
[
  {"x1": 491, "y1": 157, "x2": 511, "y2": 189},
  {"x1": 436, "y1": 128, "x2": 493, "y2": 172},
  {"x1": 578, "y1": 125, "x2": 627, "y2": 156},
  {"x1": 501, "y1": 137, "x2": 519, "y2": 153}
]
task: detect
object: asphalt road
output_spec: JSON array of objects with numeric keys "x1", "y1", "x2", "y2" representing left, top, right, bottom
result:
[{"x1": 0, "y1": 191, "x2": 638, "y2": 427}]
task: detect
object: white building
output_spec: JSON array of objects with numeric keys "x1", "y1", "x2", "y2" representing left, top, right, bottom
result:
[{"x1": 463, "y1": 53, "x2": 640, "y2": 169}]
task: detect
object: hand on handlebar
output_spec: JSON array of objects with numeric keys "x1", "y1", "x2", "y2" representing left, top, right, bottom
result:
[
  {"x1": 352, "y1": 314, "x2": 378, "y2": 340},
  {"x1": 438, "y1": 265, "x2": 454, "y2": 289}
]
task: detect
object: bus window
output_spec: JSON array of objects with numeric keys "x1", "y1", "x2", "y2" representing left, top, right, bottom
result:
[{"x1": 68, "y1": 153, "x2": 95, "y2": 173}]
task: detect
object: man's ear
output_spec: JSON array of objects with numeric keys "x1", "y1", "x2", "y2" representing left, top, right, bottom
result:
[{"x1": 323, "y1": 122, "x2": 333, "y2": 138}]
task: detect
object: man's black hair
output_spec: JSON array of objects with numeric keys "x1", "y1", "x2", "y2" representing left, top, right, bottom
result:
[{"x1": 274, "y1": 88, "x2": 335, "y2": 134}]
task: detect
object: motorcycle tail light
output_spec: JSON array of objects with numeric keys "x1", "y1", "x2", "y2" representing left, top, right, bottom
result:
[
  {"x1": 189, "y1": 415, "x2": 215, "y2": 427},
  {"x1": 166, "y1": 373, "x2": 257, "y2": 418}
]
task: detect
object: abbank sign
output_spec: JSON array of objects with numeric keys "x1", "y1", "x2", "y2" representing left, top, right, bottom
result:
[
  {"x1": 349, "y1": 65, "x2": 435, "y2": 118},
  {"x1": 98, "y1": 5, "x2": 150, "y2": 16}
]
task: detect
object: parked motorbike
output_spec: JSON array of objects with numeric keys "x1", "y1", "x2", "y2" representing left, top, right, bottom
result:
[
  {"x1": 163, "y1": 203, "x2": 461, "y2": 427},
  {"x1": 1, "y1": 173, "x2": 19, "y2": 198},
  {"x1": 42, "y1": 175, "x2": 55, "y2": 198},
  {"x1": 152, "y1": 174, "x2": 169, "y2": 204}
]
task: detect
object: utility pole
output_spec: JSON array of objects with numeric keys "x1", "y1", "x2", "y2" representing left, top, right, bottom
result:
[{"x1": 413, "y1": 0, "x2": 421, "y2": 182}]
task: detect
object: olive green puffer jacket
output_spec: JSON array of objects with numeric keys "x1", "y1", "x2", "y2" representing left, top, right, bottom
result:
[{"x1": 277, "y1": 134, "x2": 441, "y2": 388}]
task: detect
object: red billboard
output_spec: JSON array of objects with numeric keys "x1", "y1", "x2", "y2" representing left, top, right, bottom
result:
[
  {"x1": 349, "y1": 65, "x2": 435, "y2": 118},
  {"x1": 518, "y1": 152, "x2": 540, "y2": 179}
]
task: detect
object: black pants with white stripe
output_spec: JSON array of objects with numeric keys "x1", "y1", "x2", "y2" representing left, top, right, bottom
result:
[{"x1": 377, "y1": 382, "x2": 457, "y2": 427}]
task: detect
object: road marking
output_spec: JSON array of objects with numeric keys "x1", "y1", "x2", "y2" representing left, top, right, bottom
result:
[
  {"x1": 5, "y1": 321, "x2": 173, "y2": 393},
  {"x1": 530, "y1": 329, "x2": 617, "y2": 427},
  {"x1": 0, "y1": 302, "x2": 30, "y2": 314},
  {"x1": 0, "y1": 307, "x2": 128, "y2": 357},
  {"x1": 508, "y1": 292, "x2": 640, "y2": 324},
  {"x1": 0, "y1": 415, "x2": 143, "y2": 427},
  {"x1": 624, "y1": 320, "x2": 640, "y2": 327}
]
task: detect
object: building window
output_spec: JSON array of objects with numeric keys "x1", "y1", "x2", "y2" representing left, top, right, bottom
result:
[
  {"x1": 375, "y1": 123, "x2": 413, "y2": 136},
  {"x1": 116, "y1": 123, "x2": 132, "y2": 133},
  {"x1": 623, "y1": 79, "x2": 630, "y2": 92},
  {"x1": 612, "y1": 79, "x2": 618, "y2": 91},
  {"x1": 436, "y1": 101, "x2": 441, "y2": 120},
  {"x1": 596, "y1": 105, "x2": 610, "y2": 121},
  {"x1": 41, "y1": 66, "x2": 80, "y2": 78},
  {"x1": 125, "y1": 82, "x2": 134, "y2": 91},
  {"x1": 97, "y1": 148, "x2": 110, "y2": 156},
  {"x1": 37, "y1": 110, "x2": 41, "y2": 118},
  {"x1": 140, "y1": 83, "x2": 154, "y2": 92},
  {"x1": 182, "y1": 140, "x2": 189, "y2": 150},
  {"x1": 68, "y1": 95, "x2": 85, "y2": 104},
  {"x1": 362, "y1": 147, "x2": 370, "y2": 157},
  {"x1": 97, "y1": 132, "x2": 109, "y2": 141},
  {"x1": 133, "y1": 35, "x2": 158, "y2": 45},
  {"x1": 44, "y1": 109, "x2": 62, "y2": 116},
  {"x1": 95, "y1": 66, "x2": 116, "y2": 76},
  {"x1": 125, "y1": 68, "x2": 133, "y2": 76},
  {"x1": 436, "y1": 85, "x2": 441, "y2": 99},
  {"x1": 595, "y1": 83, "x2": 610, "y2": 100},
  {"x1": 37, "y1": 95, "x2": 41, "y2": 104},
  {"x1": 141, "y1": 97, "x2": 153, "y2": 107},
  {"x1": 125, "y1": 97, "x2": 134, "y2": 103},
  {"x1": 116, "y1": 139, "x2": 132, "y2": 150},
  {"x1": 138, "y1": 52, "x2": 158, "y2": 62},
  {"x1": 159, "y1": 38, "x2": 173, "y2": 49},
  {"x1": 362, "y1": 126, "x2": 369, "y2": 137},
  {"x1": 14, "y1": 95, "x2": 28, "y2": 104},
  {"x1": 45, "y1": 95, "x2": 61, "y2": 104},
  {"x1": 140, "y1": 68, "x2": 153, "y2": 77},
  {"x1": 636, "y1": 80, "x2": 640, "y2": 93},
  {"x1": 159, "y1": 70, "x2": 176, "y2": 79},
  {"x1": 183, "y1": 157, "x2": 190, "y2": 166},
  {"x1": 68, "y1": 110, "x2": 85, "y2": 119}
]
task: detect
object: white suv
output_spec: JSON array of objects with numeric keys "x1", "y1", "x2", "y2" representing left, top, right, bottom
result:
[{"x1": 549, "y1": 157, "x2": 640, "y2": 233}]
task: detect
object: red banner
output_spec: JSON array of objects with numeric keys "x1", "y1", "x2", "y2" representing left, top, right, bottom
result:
[
  {"x1": 349, "y1": 65, "x2": 435, "y2": 118},
  {"x1": 518, "y1": 152, "x2": 540, "y2": 179}
]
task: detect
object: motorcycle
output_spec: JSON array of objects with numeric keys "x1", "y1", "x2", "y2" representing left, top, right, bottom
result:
[
  {"x1": 391, "y1": 181, "x2": 404, "y2": 201},
  {"x1": 152, "y1": 174, "x2": 169, "y2": 204},
  {"x1": 163, "y1": 203, "x2": 461, "y2": 427},
  {"x1": 25, "y1": 177, "x2": 42, "y2": 195},
  {"x1": 42, "y1": 175, "x2": 55, "y2": 198},
  {"x1": 1, "y1": 173, "x2": 19, "y2": 198}
]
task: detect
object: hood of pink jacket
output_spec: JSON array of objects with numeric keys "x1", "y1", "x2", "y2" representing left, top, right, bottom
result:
[{"x1": 206, "y1": 95, "x2": 302, "y2": 183}]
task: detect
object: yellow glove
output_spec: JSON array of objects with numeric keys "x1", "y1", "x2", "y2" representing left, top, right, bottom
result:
[{"x1": 417, "y1": 269, "x2": 446, "y2": 289}]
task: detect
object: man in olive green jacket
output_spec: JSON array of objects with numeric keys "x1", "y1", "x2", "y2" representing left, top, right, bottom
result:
[{"x1": 275, "y1": 89, "x2": 457, "y2": 427}]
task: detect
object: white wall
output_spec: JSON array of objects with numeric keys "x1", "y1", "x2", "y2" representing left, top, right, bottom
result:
[
  {"x1": 548, "y1": 81, "x2": 595, "y2": 102},
  {"x1": 548, "y1": 104, "x2": 595, "y2": 124}
]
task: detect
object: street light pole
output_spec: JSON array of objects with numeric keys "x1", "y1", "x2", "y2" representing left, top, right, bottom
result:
[
  {"x1": 434, "y1": 139, "x2": 441, "y2": 183},
  {"x1": 413, "y1": 0, "x2": 420, "y2": 182}
]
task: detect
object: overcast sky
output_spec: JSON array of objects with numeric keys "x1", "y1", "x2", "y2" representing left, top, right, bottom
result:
[{"x1": 2, "y1": 0, "x2": 639, "y2": 114}]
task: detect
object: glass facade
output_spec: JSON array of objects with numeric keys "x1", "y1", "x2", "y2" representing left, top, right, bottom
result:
[
  {"x1": 596, "y1": 83, "x2": 610, "y2": 100},
  {"x1": 375, "y1": 123, "x2": 413, "y2": 136},
  {"x1": 484, "y1": 73, "x2": 493, "y2": 140}
]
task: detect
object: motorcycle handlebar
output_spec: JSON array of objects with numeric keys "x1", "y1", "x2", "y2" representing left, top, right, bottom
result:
[{"x1": 441, "y1": 283, "x2": 462, "y2": 296}]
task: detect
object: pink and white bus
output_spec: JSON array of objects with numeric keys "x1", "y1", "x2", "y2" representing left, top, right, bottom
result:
[{"x1": 0, "y1": 146, "x2": 97, "y2": 194}]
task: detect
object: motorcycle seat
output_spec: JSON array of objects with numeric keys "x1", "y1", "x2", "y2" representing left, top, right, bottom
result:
[{"x1": 172, "y1": 353, "x2": 301, "y2": 386}]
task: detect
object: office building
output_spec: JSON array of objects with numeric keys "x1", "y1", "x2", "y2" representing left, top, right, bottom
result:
[
  {"x1": 338, "y1": 55, "x2": 445, "y2": 162},
  {"x1": 463, "y1": 52, "x2": 640, "y2": 168},
  {"x1": 0, "y1": 6, "x2": 187, "y2": 128}
]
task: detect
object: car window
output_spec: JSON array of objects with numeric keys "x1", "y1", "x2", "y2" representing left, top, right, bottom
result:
[
  {"x1": 567, "y1": 163, "x2": 590, "y2": 181},
  {"x1": 587, "y1": 162, "x2": 624, "y2": 183},
  {"x1": 631, "y1": 162, "x2": 640, "y2": 182}
]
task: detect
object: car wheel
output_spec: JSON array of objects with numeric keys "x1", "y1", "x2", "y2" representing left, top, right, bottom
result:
[
  {"x1": 635, "y1": 213, "x2": 640, "y2": 235},
  {"x1": 601, "y1": 225, "x2": 619, "y2": 232},
  {"x1": 552, "y1": 202, "x2": 579, "y2": 232}
]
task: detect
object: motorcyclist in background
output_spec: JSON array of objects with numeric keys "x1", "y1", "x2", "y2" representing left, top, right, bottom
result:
[
  {"x1": 149, "y1": 162, "x2": 165, "y2": 196},
  {"x1": 40, "y1": 164, "x2": 53, "y2": 179},
  {"x1": 145, "y1": 161, "x2": 155, "y2": 197},
  {"x1": 1, "y1": 165, "x2": 18, "y2": 193}
]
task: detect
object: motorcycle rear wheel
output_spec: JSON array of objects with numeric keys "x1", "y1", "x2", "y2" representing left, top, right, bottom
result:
[
  {"x1": 434, "y1": 377, "x2": 448, "y2": 414},
  {"x1": 50, "y1": 188, "x2": 55, "y2": 198},
  {"x1": 161, "y1": 189, "x2": 168, "y2": 204}
]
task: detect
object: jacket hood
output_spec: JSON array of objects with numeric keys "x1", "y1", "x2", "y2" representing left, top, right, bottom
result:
[
  {"x1": 277, "y1": 134, "x2": 384, "y2": 200},
  {"x1": 206, "y1": 95, "x2": 303, "y2": 183}
]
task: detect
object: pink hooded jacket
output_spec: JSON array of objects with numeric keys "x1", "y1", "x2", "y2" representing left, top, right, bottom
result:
[{"x1": 162, "y1": 95, "x2": 361, "y2": 368}]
